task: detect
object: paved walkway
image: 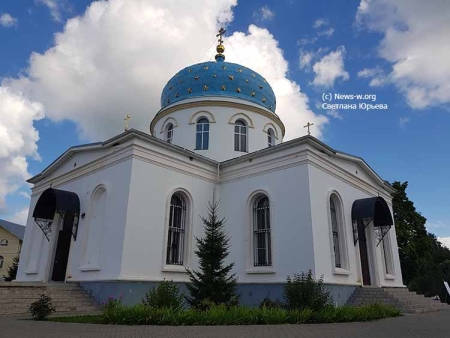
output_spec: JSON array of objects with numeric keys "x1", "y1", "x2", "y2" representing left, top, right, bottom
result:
[{"x1": 1, "y1": 311, "x2": 449, "y2": 338}]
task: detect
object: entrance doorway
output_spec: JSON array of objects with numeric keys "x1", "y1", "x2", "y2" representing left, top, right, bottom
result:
[
  {"x1": 51, "y1": 214, "x2": 74, "y2": 281},
  {"x1": 357, "y1": 219, "x2": 371, "y2": 285}
]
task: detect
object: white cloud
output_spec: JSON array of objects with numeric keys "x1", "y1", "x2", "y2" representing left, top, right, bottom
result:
[
  {"x1": 312, "y1": 46, "x2": 349, "y2": 88},
  {"x1": 327, "y1": 109, "x2": 343, "y2": 120},
  {"x1": 313, "y1": 18, "x2": 327, "y2": 29},
  {"x1": 399, "y1": 116, "x2": 410, "y2": 128},
  {"x1": 0, "y1": 13, "x2": 18, "y2": 27},
  {"x1": 254, "y1": 5, "x2": 275, "y2": 21},
  {"x1": 317, "y1": 27, "x2": 334, "y2": 38},
  {"x1": 6, "y1": 207, "x2": 29, "y2": 225},
  {"x1": 357, "y1": 67, "x2": 388, "y2": 87},
  {"x1": 36, "y1": 0, "x2": 65, "y2": 22},
  {"x1": 19, "y1": 191, "x2": 31, "y2": 199},
  {"x1": 299, "y1": 51, "x2": 313, "y2": 69},
  {"x1": 356, "y1": 0, "x2": 450, "y2": 109},
  {"x1": 0, "y1": 87, "x2": 44, "y2": 212},
  {"x1": 438, "y1": 237, "x2": 450, "y2": 249}
]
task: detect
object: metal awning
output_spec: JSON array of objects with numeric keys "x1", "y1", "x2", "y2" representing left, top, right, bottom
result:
[
  {"x1": 351, "y1": 196, "x2": 393, "y2": 246},
  {"x1": 33, "y1": 188, "x2": 80, "y2": 241}
]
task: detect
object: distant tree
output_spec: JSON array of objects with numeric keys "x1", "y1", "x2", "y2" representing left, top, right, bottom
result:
[
  {"x1": 392, "y1": 181, "x2": 450, "y2": 301},
  {"x1": 185, "y1": 201, "x2": 238, "y2": 309},
  {"x1": 3, "y1": 255, "x2": 19, "y2": 282}
]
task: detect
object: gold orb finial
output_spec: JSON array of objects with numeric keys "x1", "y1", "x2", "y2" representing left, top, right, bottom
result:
[
  {"x1": 216, "y1": 44, "x2": 225, "y2": 54},
  {"x1": 215, "y1": 28, "x2": 226, "y2": 62}
]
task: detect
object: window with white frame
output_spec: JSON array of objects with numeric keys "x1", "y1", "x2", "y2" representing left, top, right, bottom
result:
[
  {"x1": 166, "y1": 193, "x2": 187, "y2": 265},
  {"x1": 253, "y1": 195, "x2": 272, "y2": 266},
  {"x1": 0, "y1": 255, "x2": 3, "y2": 269},
  {"x1": 196, "y1": 117, "x2": 209, "y2": 150},
  {"x1": 234, "y1": 119, "x2": 248, "y2": 152},
  {"x1": 330, "y1": 196, "x2": 342, "y2": 268},
  {"x1": 0, "y1": 239, "x2": 8, "y2": 246},
  {"x1": 166, "y1": 123, "x2": 174, "y2": 144},
  {"x1": 267, "y1": 128, "x2": 275, "y2": 147}
]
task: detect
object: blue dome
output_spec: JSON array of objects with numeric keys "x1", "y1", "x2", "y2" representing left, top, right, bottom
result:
[{"x1": 160, "y1": 60, "x2": 276, "y2": 112}]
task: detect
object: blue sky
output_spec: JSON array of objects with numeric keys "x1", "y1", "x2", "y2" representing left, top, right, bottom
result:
[{"x1": 0, "y1": 0, "x2": 449, "y2": 243}]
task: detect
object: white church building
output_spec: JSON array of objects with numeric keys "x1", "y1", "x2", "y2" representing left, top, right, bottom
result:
[{"x1": 16, "y1": 36, "x2": 404, "y2": 306}]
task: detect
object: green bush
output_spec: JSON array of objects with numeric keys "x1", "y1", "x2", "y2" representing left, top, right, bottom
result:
[
  {"x1": 99, "y1": 303, "x2": 400, "y2": 326},
  {"x1": 141, "y1": 280, "x2": 184, "y2": 310},
  {"x1": 283, "y1": 270, "x2": 333, "y2": 310},
  {"x1": 3, "y1": 255, "x2": 19, "y2": 282},
  {"x1": 259, "y1": 297, "x2": 282, "y2": 309},
  {"x1": 29, "y1": 294, "x2": 56, "y2": 321}
]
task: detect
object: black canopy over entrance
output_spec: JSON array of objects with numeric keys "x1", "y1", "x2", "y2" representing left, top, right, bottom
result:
[
  {"x1": 351, "y1": 196, "x2": 393, "y2": 246},
  {"x1": 33, "y1": 188, "x2": 80, "y2": 241}
]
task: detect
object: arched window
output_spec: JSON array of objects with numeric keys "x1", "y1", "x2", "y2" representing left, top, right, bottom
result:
[
  {"x1": 330, "y1": 198, "x2": 342, "y2": 268},
  {"x1": 166, "y1": 193, "x2": 187, "y2": 265},
  {"x1": 253, "y1": 196, "x2": 272, "y2": 266},
  {"x1": 166, "y1": 123, "x2": 174, "y2": 144},
  {"x1": 267, "y1": 128, "x2": 275, "y2": 147},
  {"x1": 0, "y1": 255, "x2": 3, "y2": 269},
  {"x1": 0, "y1": 239, "x2": 8, "y2": 246},
  {"x1": 234, "y1": 119, "x2": 248, "y2": 152},
  {"x1": 196, "y1": 118, "x2": 209, "y2": 150}
]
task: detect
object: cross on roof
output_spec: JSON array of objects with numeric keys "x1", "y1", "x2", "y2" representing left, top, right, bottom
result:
[
  {"x1": 304, "y1": 122, "x2": 314, "y2": 135},
  {"x1": 216, "y1": 28, "x2": 226, "y2": 45},
  {"x1": 124, "y1": 114, "x2": 131, "y2": 131}
]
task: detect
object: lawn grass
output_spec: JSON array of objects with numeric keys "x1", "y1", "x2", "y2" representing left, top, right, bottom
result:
[{"x1": 48, "y1": 303, "x2": 400, "y2": 326}]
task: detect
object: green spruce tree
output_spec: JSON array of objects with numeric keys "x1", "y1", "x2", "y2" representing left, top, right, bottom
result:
[
  {"x1": 185, "y1": 201, "x2": 238, "y2": 309},
  {"x1": 3, "y1": 255, "x2": 19, "y2": 282}
]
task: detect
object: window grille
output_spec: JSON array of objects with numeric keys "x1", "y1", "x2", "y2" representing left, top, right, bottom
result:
[
  {"x1": 330, "y1": 198, "x2": 342, "y2": 268},
  {"x1": 253, "y1": 196, "x2": 271, "y2": 266},
  {"x1": 234, "y1": 120, "x2": 248, "y2": 152},
  {"x1": 166, "y1": 194, "x2": 186, "y2": 265},
  {"x1": 196, "y1": 118, "x2": 210, "y2": 150}
]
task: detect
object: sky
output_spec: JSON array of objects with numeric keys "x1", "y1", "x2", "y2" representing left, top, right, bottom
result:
[{"x1": 0, "y1": 0, "x2": 449, "y2": 246}]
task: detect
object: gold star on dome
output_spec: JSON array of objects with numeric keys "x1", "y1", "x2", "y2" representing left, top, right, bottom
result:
[
  {"x1": 194, "y1": 76, "x2": 200, "y2": 81},
  {"x1": 252, "y1": 73, "x2": 256, "y2": 77},
  {"x1": 188, "y1": 88, "x2": 192, "y2": 93},
  {"x1": 175, "y1": 92, "x2": 179, "y2": 97},
  {"x1": 204, "y1": 66, "x2": 209, "y2": 70},
  {"x1": 169, "y1": 85, "x2": 173, "y2": 90},
  {"x1": 229, "y1": 75, "x2": 234, "y2": 80},
  {"x1": 221, "y1": 85, "x2": 226, "y2": 91},
  {"x1": 237, "y1": 68, "x2": 243, "y2": 72},
  {"x1": 259, "y1": 85, "x2": 263, "y2": 89},
  {"x1": 213, "y1": 74, "x2": 217, "y2": 78},
  {"x1": 236, "y1": 88, "x2": 241, "y2": 93},
  {"x1": 204, "y1": 85, "x2": 209, "y2": 91},
  {"x1": 269, "y1": 104, "x2": 273, "y2": 110},
  {"x1": 251, "y1": 92, "x2": 255, "y2": 97},
  {"x1": 262, "y1": 97, "x2": 266, "y2": 103},
  {"x1": 222, "y1": 66, "x2": 227, "y2": 70},
  {"x1": 245, "y1": 79, "x2": 249, "y2": 83},
  {"x1": 188, "y1": 69, "x2": 193, "y2": 73},
  {"x1": 167, "y1": 98, "x2": 170, "y2": 104}
]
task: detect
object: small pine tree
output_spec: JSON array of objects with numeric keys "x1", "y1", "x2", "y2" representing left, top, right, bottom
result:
[
  {"x1": 3, "y1": 255, "x2": 19, "y2": 282},
  {"x1": 185, "y1": 201, "x2": 238, "y2": 309}
]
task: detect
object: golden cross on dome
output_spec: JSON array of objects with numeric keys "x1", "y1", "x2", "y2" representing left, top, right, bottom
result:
[
  {"x1": 304, "y1": 122, "x2": 314, "y2": 135},
  {"x1": 216, "y1": 28, "x2": 226, "y2": 44},
  {"x1": 124, "y1": 114, "x2": 131, "y2": 131}
]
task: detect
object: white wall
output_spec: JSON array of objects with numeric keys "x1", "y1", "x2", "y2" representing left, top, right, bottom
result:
[
  {"x1": 120, "y1": 156, "x2": 216, "y2": 282},
  {"x1": 220, "y1": 163, "x2": 315, "y2": 283},
  {"x1": 152, "y1": 98, "x2": 283, "y2": 162},
  {"x1": 307, "y1": 157, "x2": 403, "y2": 287},
  {"x1": 17, "y1": 153, "x2": 133, "y2": 282}
]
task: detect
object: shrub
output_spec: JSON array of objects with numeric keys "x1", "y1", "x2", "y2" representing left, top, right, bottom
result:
[
  {"x1": 283, "y1": 270, "x2": 333, "y2": 310},
  {"x1": 3, "y1": 255, "x2": 19, "y2": 282},
  {"x1": 93, "y1": 303, "x2": 400, "y2": 326},
  {"x1": 259, "y1": 297, "x2": 282, "y2": 309},
  {"x1": 142, "y1": 279, "x2": 184, "y2": 310},
  {"x1": 29, "y1": 294, "x2": 55, "y2": 321}
]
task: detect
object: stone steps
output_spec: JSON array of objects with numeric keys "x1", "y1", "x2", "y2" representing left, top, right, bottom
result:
[
  {"x1": 347, "y1": 287, "x2": 450, "y2": 314},
  {"x1": 0, "y1": 282, "x2": 100, "y2": 316}
]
